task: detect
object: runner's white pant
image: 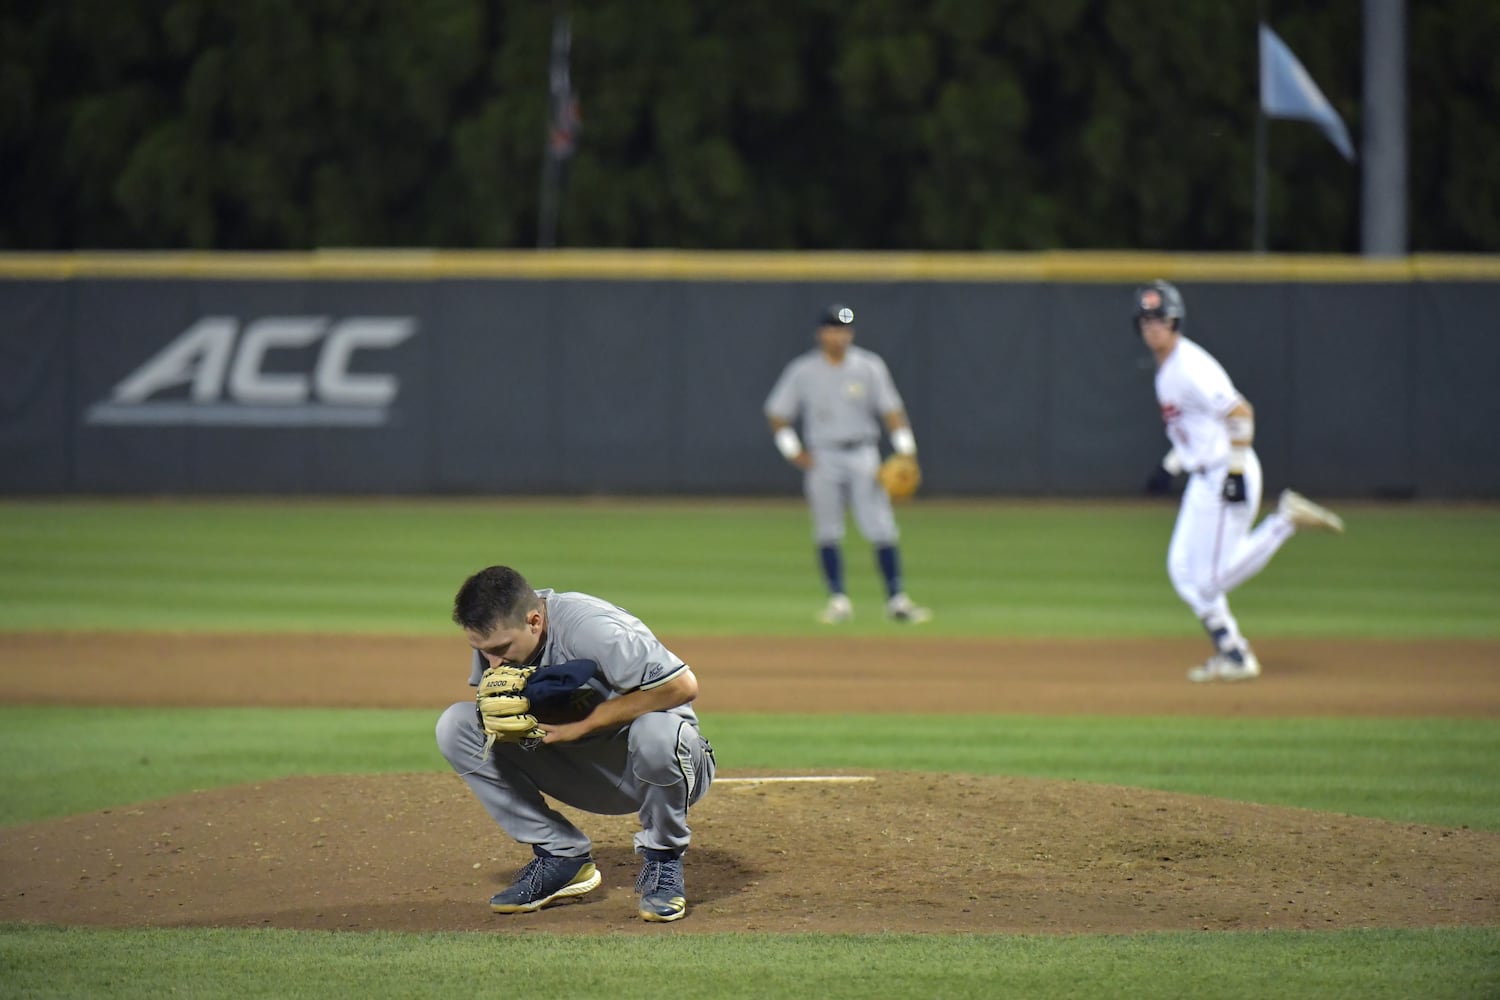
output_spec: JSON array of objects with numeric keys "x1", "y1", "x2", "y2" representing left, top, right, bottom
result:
[{"x1": 1167, "y1": 452, "x2": 1295, "y2": 648}]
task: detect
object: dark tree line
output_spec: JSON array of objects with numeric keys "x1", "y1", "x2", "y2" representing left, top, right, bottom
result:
[{"x1": 2, "y1": 0, "x2": 1495, "y2": 252}]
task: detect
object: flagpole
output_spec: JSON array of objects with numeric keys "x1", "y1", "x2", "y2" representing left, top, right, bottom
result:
[
  {"x1": 1252, "y1": 4, "x2": 1268, "y2": 253},
  {"x1": 1253, "y1": 89, "x2": 1268, "y2": 253},
  {"x1": 538, "y1": 165, "x2": 560, "y2": 250},
  {"x1": 538, "y1": 133, "x2": 560, "y2": 250},
  {"x1": 1256, "y1": 11, "x2": 1357, "y2": 253},
  {"x1": 537, "y1": 8, "x2": 571, "y2": 250}
]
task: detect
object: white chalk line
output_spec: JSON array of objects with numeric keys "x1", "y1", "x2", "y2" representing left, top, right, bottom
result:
[{"x1": 716, "y1": 776, "x2": 875, "y2": 784}]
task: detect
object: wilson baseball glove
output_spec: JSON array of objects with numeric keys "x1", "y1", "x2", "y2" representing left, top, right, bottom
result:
[
  {"x1": 476, "y1": 664, "x2": 546, "y2": 751},
  {"x1": 877, "y1": 454, "x2": 922, "y2": 501}
]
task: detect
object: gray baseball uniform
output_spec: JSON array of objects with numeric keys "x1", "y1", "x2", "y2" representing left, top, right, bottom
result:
[
  {"x1": 764, "y1": 344, "x2": 903, "y2": 544},
  {"x1": 435, "y1": 588, "x2": 715, "y2": 858}
]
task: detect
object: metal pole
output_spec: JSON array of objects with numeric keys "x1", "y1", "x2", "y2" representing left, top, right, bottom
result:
[
  {"x1": 1252, "y1": 2, "x2": 1269, "y2": 253},
  {"x1": 538, "y1": 154, "x2": 560, "y2": 250},
  {"x1": 537, "y1": 10, "x2": 571, "y2": 250},
  {"x1": 1254, "y1": 104, "x2": 1268, "y2": 253},
  {"x1": 1361, "y1": 0, "x2": 1407, "y2": 256}
]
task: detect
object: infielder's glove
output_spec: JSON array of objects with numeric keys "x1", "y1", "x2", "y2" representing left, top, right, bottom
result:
[
  {"x1": 476, "y1": 664, "x2": 546, "y2": 752},
  {"x1": 878, "y1": 454, "x2": 922, "y2": 501}
]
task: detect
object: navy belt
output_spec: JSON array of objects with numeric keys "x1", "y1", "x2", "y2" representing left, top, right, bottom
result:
[{"x1": 828, "y1": 439, "x2": 873, "y2": 450}]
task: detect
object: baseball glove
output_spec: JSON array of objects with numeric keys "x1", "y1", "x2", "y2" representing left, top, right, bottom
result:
[
  {"x1": 476, "y1": 664, "x2": 546, "y2": 752},
  {"x1": 877, "y1": 454, "x2": 922, "y2": 501}
]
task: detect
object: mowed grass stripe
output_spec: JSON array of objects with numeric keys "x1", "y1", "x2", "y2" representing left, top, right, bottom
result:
[
  {"x1": 1, "y1": 500, "x2": 1496, "y2": 638},
  {"x1": 2, "y1": 708, "x2": 1496, "y2": 830},
  {"x1": 1, "y1": 925, "x2": 1497, "y2": 1000}
]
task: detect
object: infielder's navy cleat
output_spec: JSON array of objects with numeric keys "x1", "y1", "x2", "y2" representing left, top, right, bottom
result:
[
  {"x1": 489, "y1": 848, "x2": 601, "y2": 913},
  {"x1": 636, "y1": 849, "x2": 687, "y2": 922}
]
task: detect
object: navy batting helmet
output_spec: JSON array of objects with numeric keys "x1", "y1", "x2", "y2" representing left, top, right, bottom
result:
[{"x1": 1132, "y1": 280, "x2": 1185, "y2": 333}]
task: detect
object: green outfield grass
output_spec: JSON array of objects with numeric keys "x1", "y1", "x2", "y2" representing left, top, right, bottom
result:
[
  {"x1": 1, "y1": 498, "x2": 1497, "y2": 998},
  {"x1": 2, "y1": 708, "x2": 1498, "y2": 830},
  {"x1": 2, "y1": 498, "x2": 1497, "y2": 637},
  {"x1": 2, "y1": 704, "x2": 1497, "y2": 998},
  {"x1": 2, "y1": 925, "x2": 1496, "y2": 1000}
]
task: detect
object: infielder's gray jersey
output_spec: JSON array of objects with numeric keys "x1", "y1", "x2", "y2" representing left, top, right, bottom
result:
[
  {"x1": 765, "y1": 345, "x2": 903, "y2": 546},
  {"x1": 468, "y1": 589, "x2": 699, "y2": 729},
  {"x1": 764, "y1": 346, "x2": 905, "y2": 448}
]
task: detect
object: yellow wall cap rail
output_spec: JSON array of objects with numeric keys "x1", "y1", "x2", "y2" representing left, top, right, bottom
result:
[{"x1": 0, "y1": 249, "x2": 1496, "y2": 282}]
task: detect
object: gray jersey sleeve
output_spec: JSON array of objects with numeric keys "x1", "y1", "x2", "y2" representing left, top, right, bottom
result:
[
  {"x1": 466, "y1": 590, "x2": 695, "y2": 720},
  {"x1": 544, "y1": 591, "x2": 692, "y2": 702},
  {"x1": 864, "y1": 350, "x2": 905, "y2": 417},
  {"x1": 764, "y1": 355, "x2": 809, "y2": 423}
]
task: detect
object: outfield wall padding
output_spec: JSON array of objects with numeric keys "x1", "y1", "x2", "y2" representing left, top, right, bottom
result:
[{"x1": 2, "y1": 262, "x2": 1496, "y2": 498}]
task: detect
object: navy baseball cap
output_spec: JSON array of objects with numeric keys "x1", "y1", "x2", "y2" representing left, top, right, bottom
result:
[{"x1": 819, "y1": 304, "x2": 855, "y2": 326}]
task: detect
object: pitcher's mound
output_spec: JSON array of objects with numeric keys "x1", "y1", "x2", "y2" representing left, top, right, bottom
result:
[{"x1": 2, "y1": 771, "x2": 1495, "y2": 935}]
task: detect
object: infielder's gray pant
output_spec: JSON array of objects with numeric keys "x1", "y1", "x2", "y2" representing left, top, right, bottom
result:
[
  {"x1": 436, "y1": 703, "x2": 714, "y2": 858},
  {"x1": 805, "y1": 443, "x2": 898, "y2": 546}
]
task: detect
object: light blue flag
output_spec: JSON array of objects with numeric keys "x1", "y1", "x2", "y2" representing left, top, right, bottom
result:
[{"x1": 1259, "y1": 24, "x2": 1356, "y2": 161}]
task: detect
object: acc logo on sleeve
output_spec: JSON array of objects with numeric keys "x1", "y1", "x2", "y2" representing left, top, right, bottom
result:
[{"x1": 85, "y1": 316, "x2": 417, "y2": 427}]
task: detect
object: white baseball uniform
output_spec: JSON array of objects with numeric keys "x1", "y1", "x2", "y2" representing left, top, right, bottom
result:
[{"x1": 1155, "y1": 336, "x2": 1298, "y2": 656}]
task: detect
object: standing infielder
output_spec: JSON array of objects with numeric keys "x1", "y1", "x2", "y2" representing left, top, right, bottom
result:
[
  {"x1": 1133, "y1": 280, "x2": 1344, "y2": 682},
  {"x1": 435, "y1": 565, "x2": 715, "y2": 920},
  {"x1": 764, "y1": 303, "x2": 932, "y2": 624}
]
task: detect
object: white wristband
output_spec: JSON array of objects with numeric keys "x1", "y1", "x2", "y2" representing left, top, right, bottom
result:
[
  {"x1": 890, "y1": 426, "x2": 917, "y2": 456},
  {"x1": 774, "y1": 426, "x2": 803, "y2": 461},
  {"x1": 1226, "y1": 415, "x2": 1254, "y2": 444},
  {"x1": 1225, "y1": 415, "x2": 1253, "y2": 472}
]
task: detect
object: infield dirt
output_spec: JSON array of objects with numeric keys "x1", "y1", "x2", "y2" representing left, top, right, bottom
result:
[{"x1": 2, "y1": 633, "x2": 1497, "y2": 935}]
